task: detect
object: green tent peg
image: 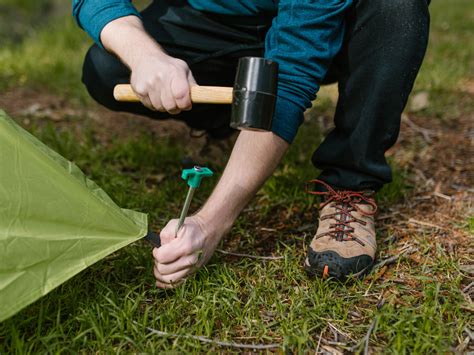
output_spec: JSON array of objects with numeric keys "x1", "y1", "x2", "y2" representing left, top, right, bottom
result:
[{"x1": 181, "y1": 166, "x2": 214, "y2": 188}]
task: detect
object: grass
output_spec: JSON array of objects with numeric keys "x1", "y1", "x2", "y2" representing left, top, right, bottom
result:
[
  {"x1": 408, "y1": 0, "x2": 474, "y2": 119},
  {"x1": 469, "y1": 216, "x2": 474, "y2": 234},
  {"x1": 0, "y1": 0, "x2": 473, "y2": 352},
  {"x1": 0, "y1": 16, "x2": 92, "y2": 103}
]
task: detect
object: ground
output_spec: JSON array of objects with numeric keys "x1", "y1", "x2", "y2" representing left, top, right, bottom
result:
[{"x1": 0, "y1": 0, "x2": 473, "y2": 353}]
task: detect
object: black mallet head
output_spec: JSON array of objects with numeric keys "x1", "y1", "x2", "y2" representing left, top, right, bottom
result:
[{"x1": 231, "y1": 57, "x2": 278, "y2": 132}]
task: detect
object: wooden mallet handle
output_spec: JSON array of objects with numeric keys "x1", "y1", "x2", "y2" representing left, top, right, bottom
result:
[{"x1": 113, "y1": 84, "x2": 233, "y2": 104}]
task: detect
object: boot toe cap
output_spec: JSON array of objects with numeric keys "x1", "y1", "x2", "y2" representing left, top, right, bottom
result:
[{"x1": 305, "y1": 248, "x2": 374, "y2": 280}]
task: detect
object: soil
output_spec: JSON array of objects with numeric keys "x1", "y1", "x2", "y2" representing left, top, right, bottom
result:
[{"x1": 0, "y1": 87, "x2": 189, "y2": 141}]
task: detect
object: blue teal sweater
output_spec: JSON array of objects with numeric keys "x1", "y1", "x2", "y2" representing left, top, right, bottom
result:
[{"x1": 72, "y1": 0, "x2": 352, "y2": 143}]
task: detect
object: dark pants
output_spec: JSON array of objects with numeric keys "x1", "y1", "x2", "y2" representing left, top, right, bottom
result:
[{"x1": 82, "y1": 0, "x2": 430, "y2": 191}]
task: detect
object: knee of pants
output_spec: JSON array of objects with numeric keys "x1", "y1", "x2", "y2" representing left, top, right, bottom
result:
[
  {"x1": 377, "y1": 0, "x2": 430, "y2": 31},
  {"x1": 363, "y1": 0, "x2": 430, "y2": 59},
  {"x1": 82, "y1": 44, "x2": 128, "y2": 110}
]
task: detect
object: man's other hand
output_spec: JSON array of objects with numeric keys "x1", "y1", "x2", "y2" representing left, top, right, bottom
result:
[
  {"x1": 130, "y1": 54, "x2": 196, "y2": 114},
  {"x1": 100, "y1": 15, "x2": 196, "y2": 114}
]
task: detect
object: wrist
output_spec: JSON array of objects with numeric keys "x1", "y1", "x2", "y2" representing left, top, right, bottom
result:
[
  {"x1": 127, "y1": 43, "x2": 169, "y2": 69},
  {"x1": 101, "y1": 16, "x2": 169, "y2": 69},
  {"x1": 195, "y1": 207, "x2": 235, "y2": 237}
]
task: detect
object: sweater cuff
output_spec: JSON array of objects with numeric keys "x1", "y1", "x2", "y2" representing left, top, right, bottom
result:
[
  {"x1": 78, "y1": 4, "x2": 141, "y2": 46},
  {"x1": 271, "y1": 96, "x2": 304, "y2": 144}
]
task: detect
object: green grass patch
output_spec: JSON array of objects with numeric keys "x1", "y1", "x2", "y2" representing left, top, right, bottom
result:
[
  {"x1": 0, "y1": 16, "x2": 91, "y2": 102},
  {"x1": 468, "y1": 216, "x2": 474, "y2": 234},
  {"x1": 409, "y1": 0, "x2": 474, "y2": 117}
]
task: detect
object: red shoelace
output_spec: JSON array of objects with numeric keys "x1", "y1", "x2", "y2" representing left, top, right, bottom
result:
[{"x1": 306, "y1": 180, "x2": 377, "y2": 245}]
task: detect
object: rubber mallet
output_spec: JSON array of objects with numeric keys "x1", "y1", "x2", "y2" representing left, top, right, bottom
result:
[{"x1": 113, "y1": 57, "x2": 278, "y2": 132}]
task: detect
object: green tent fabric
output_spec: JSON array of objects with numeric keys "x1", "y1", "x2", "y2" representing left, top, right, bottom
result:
[{"x1": 0, "y1": 110, "x2": 148, "y2": 322}]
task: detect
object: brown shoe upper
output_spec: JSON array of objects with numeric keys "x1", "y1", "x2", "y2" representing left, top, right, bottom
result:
[{"x1": 307, "y1": 180, "x2": 377, "y2": 260}]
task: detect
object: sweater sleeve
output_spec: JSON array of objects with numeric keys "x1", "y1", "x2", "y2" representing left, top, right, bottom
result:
[
  {"x1": 264, "y1": 0, "x2": 352, "y2": 143},
  {"x1": 72, "y1": 0, "x2": 141, "y2": 46}
]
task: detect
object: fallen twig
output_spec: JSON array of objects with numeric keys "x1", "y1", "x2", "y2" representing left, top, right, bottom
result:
[
  {"x1": 328, "y1": 322, "x2": 355, "y2": 342},
  {"x1": 260, "y1": 227, "x2": 277, "y2": 232},
  {"x1": 320, "y1": 344, "x2": 344, "y2": 354},
  {"x1": 462, "y1": 281, "x2": 474, "y2": 293},
  {"x1": 348, "y1": 318, "x2": 377, "y2": 354},
  {"x1": 138, "y1": 323, "x2": 281, "y2": 350},
  {"x1": 463, "y1": 327, "x2": 474, "y2": 342},
  {"x1": 402, "y1": 115, "x2": 437, "y2": 143},
  {"x1": 216, "y1": 249, "x2": 284, "y2": 260},
  {"x1": 407, "y1": 218, "x2": 445, "y2": 230},
  {"x1": 363, "y1": 319, "x2": 377, "y2": 355},
  {"x1": 374, "y1": 255, "x2": 402, "y2": 270},
  {"x1": 373, "y1": 246, "x2": 417, "y2": 270},
  {"x1": 433, "y1": 191, "x2": 452, "y2": 201},
  {"x1": 315, "y1": 329, "x2": 323, "y2": 354}
]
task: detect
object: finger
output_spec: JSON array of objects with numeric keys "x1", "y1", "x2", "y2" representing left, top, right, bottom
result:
[
  {"x1": 159, "y1": 219, "x2": 179, "y2": 244},
  {"x1": 154, "y1": 265, "x2": 190, "y2": 288},
  {"x1": 152, "y1": 240, "x2": 179, "y2": 263},
  {"x1": 131, "y1": 81, "x2": 156, "y2": 111},
  {"x1": 160, "y1": 83, "x2": 180, "y2": 115},
  {"x1": 154, "y1": 267, "x2": 185, "y2": 289},
  {"x1": 154, "y1": 239, "x2": 188, "y2": 264},
  {"x1": 183, "y1": 72, "x2": 197, "y2": 111},
  {"x1": 156, "y1": 279, "x2": 183, "y2": 289},
  {"x1": 154, "y1": 265, "x2": 192, "y2": 284},
  {"x1": 153, "y1": 236, "x2": 183, "y2": 264},
  {"x1": 155, "y1": 232, "x2": 199, "y2": 264},
  {"x1": 137, "y1": 93, "x2": 156, "y2": 111},
  {"x1": 148, "y1": 90, "x2": 166, "y2": 112},
  {"x1": 156, "y1": 253, "x2": 199, "y2": 275},
  {"x1": 171, "y1": 74, "x2": 192, "y2": 111}
]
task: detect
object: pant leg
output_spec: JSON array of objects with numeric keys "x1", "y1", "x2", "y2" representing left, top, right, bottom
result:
[
  {"x1": 313, "y1": 0, "x2": 430, "y2": 191},
  {"x1": 81, "y1": 0, "x2": 269, "y2": 138}
]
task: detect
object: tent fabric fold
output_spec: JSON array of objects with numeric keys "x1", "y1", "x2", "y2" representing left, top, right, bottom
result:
[{"x1": 0, "y1": 110, "x2": 148, "y2": 322}]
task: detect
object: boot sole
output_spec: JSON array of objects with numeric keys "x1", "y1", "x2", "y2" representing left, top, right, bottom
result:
[{"x1": 304, "y1": 249, "x2": 374, "y2": 281}]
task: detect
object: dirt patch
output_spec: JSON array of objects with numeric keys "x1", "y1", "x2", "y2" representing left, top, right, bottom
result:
[
  {"x1": 0, "y1": 87, "x2": 189, "y2": 139},
  {"x1": 394, "y1": 112, "x2": 473, "y2": 192},
  {"x1": 377, "y1": 112, "x2": 473, "y2": 303},
  {"x1": 461, "y1": 79, "x2": 474, "y2": 95},
  {"x1": 0, "y1": 87, "x2": 233, "y2": 163}
]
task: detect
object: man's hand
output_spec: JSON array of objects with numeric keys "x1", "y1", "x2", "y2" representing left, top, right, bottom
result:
[
  {"x1": 153, "y1": 214, "x2": 224, "y2": 288},
  {"x1": 130, "y1": 54, "x2": 196, "y2": 114},
  {"x1": 153, "y1": 131, "x2": 289, "y2": 288},
  {"x1": 101, "y1": 15, "x2": 196, "y2": 114}
]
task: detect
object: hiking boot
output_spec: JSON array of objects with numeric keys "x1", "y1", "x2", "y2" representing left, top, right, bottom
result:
[{"x1": 304, "y1": 180, "x2": 378, "y2": 280}]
